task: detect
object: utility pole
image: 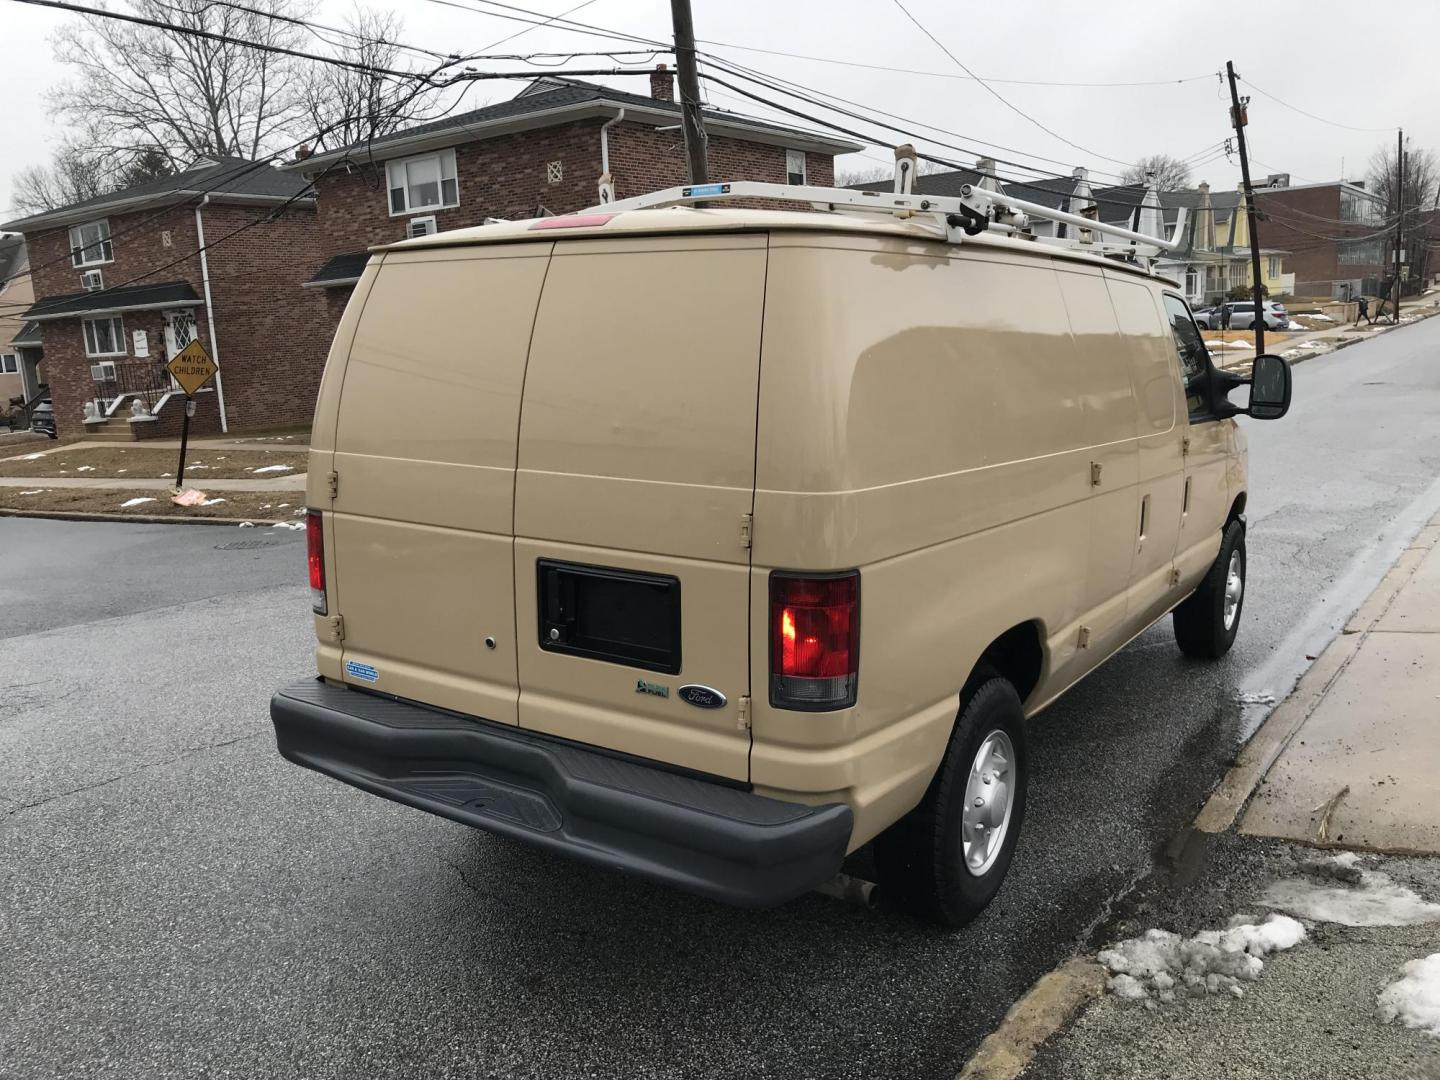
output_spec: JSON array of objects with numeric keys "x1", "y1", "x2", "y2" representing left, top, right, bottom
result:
[
  {"x1": 1226, "y1": 61, "x2": 1267, "y2": 355},
  {"x1": 1392, "y1": 130, "x2": 1405, "y2": 323},
  {"x1": 670, "y1": 0, "x2": 708, "y2": 184}
]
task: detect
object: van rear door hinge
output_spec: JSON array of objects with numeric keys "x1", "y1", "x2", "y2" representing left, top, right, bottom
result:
[
  {"x1": 1182, "y1": 436, "x2": 1192, "y2": 456},
  {"x1": 1077, "y1": 625, "x2": 1091, "y2": 649},
  {"x1": 737, "y1": 695, "x2": 751, "y2": 730},
  {"x1": 326, "y1": 470, "x2": 339, "y2": 499},
  {"x1": 740, "y1": 512, "x2": 753, "y2": 549},
  {"x1": 323, "y1": 614, "x2": 345, "y2": 643},
  {"x1": 1169, "y1": 566, "x2": 1182, "y2": 586}
]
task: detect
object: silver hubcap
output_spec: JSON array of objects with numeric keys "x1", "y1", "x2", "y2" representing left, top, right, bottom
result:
[
  {"x1": 962, "y1": 730, "x2": 1016, "y2": 877},
  {"x1": 1223, "y1": 549, "x2": 1244, "y2": 631}
]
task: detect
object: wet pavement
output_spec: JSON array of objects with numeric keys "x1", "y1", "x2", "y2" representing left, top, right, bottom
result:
[{"x1": 6, "y1": 317, "x2": 1440, "y2": 1079}]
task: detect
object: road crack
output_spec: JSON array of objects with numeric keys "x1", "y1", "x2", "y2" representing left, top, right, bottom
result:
[{"x1": 0, "y1": 731, "x2": 266, "y2": 821}]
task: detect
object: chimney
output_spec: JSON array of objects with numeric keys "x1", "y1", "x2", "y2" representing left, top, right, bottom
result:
[
  {"x1": 649, "y1": 63, "x2": 674, "y2": 102},
  {"x1": 294, "y1": 144, "x2": 313, "y2": 161}
]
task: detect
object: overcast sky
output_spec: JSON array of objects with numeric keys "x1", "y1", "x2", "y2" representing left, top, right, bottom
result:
[{"x1": 4, "y1": 0, "x2": 1437, "y2": 215}]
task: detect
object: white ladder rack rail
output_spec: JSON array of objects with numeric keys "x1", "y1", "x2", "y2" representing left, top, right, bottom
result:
[{"x1": 588, "y1": 180, "x2": 1188, "y2": 264}]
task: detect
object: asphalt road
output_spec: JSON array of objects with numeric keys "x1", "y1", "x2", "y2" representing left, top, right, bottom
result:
[{"x1": 5, "y1": 318, "x2": 1440, "y2": 1080}]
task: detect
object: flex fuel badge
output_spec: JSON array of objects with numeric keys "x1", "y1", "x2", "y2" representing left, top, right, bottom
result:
[
  {"x1": 635, "y1": 679, "x2": 669, "y2": 699},
  {"x1": 345, "y1": 660, "x2": 379, "y2": 684}
]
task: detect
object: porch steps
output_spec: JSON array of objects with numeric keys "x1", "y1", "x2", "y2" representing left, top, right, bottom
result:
[{"x1": 84, "y1": 415, "x2": 140, "y2": 442}]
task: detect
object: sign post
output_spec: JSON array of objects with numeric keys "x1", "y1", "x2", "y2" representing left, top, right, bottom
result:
[{"x1": 166, "y1": 339, "x2": 219, "y2": 490}]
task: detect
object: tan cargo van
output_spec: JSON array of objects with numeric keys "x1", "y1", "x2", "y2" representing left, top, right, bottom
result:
[{"x1": 271, "y1": 197, "x2": 1291, "y2": 925}]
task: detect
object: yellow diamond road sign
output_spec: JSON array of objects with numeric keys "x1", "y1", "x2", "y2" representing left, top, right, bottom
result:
[{"x1": 167, "y1": 339, "x2": 217, "y2": 396}]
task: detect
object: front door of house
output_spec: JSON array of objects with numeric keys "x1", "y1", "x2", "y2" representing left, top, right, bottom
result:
[{"x1": 163, "y1": 309, "x2": 198, "y2": 392}]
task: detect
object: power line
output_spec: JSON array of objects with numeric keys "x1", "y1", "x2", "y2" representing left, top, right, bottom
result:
[
  {"x1": 480, "y1": 0, "x2": 604, "y2": 50},
  {"x1": 1238, "y1": 78, "x2": 1396, "y2": 134},
  {"x1": 417, "y1": 0, "x2": 663, "y2": 50},
  {"x1": 887, "y1": 0, "x2": 1138, "y2": 169},
  {"x1": 694, "y1": 38, "x2": 1216, "y2": 89}
]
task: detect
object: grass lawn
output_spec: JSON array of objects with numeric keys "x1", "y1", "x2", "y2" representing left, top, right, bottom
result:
[
  {"x1": 0, "y1": 486, "x2": 308, "y2": 520},
  {"x1": 0, "y1": 446, "x2": 307, "y2": 480}
]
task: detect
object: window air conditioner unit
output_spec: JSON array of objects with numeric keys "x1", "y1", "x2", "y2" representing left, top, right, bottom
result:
[
  {"x1": 81, "y1": 269, "x2": 104, "y2": 291},
  {"x1": 406, "y1": 216, "x2": 437, "y2": 239},
  {"x1": 90, "y1": 361, "x2": 117, "y2": 382}
]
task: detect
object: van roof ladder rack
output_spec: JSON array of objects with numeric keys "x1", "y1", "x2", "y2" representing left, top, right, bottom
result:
[{"x1": 589, "y1": 146, "x2": 1187, "y2": 269}]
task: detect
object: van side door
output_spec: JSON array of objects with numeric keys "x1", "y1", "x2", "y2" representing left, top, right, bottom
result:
[{"x1": 1161, "y1": 293, "x2": 1231, "y2": 588}]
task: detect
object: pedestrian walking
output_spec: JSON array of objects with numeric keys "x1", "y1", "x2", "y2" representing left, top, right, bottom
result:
[{"x1": 1357, "y1": 295, "x2": 1371, "y2": 326}]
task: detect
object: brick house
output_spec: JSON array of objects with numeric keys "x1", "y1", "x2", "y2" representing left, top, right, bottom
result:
[
  {"x1": 0, "y1": 157, "x2": 328, "y2": 440},
  {"x1": 1254, "y1": 177, "x2": 1389, "y2": 299},
  {"x1": 284, "y1": 68, "x2": 860, "y2": 307}
]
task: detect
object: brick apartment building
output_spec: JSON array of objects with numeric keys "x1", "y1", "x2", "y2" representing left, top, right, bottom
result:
[
  {"x1": 0, "y1": 157, "x2": 327, "y2": 440},
  {"x1": 1254, "y1": 177, "x2": 1389, "y2": 298},
  {"x1": 284, "y1": 68, "x2": 860, "y2": 308}
]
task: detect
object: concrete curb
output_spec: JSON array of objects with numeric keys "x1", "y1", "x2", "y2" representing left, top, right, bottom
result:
[
  {"x1": 0, "y1": 508, "x2": 291, "y2": 528},
  {"x1": 955, "y1": 958, "x2": 1107, "y2": 1080},
  {"x1": 1194, "y1": 512, "x2": 1440, "y2": 835}
]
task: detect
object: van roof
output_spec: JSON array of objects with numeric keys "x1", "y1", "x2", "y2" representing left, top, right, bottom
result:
[{"x1": 377, "y1": 207, "x2": 1165, "y2": 281}]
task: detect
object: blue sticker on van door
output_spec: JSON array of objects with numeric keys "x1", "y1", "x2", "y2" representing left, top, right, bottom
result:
[{"x1": 345, "y1": 660, "x2": 379, "y2": 683}]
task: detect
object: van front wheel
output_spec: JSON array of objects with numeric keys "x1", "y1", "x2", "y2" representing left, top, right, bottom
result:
[
  {"x1": 1173, "y1": 520, "x2": 1246, "y2": 659},
  {"x1": 873, "y1": 677, "x2": 1028, "y2": 927}
]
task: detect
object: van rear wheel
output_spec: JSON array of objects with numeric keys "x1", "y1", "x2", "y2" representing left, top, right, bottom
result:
[
  {"x1": 873, "y1": 677, "x2": 1028, "y2": 927},
  {"x1": 1173, "y1": 520, "x2": 1246, "y2": 659}
]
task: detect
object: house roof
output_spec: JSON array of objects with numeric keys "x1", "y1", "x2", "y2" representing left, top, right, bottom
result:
[
  {"x1": 1, "y1": 157, "x2": 313, "y2": 233},
  {"x1": 9, "y1": 320, "x2": 41, "y2": 347},
  {"x1": 303, "y1": 251, "x2": 371, "y2": 289},
  {"x1": 24, "y1": 281, "x2": 201, "y2": 321},
  {"x1": 0, "y1": 234, "x2": 28, "y2": 287},
  {"x1": 285, "y1": 76, "x2": 862, "y2": 173},
  {"x1": 848, "y1": 168, "x2": 1087, "y2": 210}
]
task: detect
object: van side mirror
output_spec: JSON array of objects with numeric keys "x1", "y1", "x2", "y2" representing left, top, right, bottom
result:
[
  {"x1": 1247, "y1": 354, "x2": 1292, "y2": 420},
  {"x1": 1211, "y1": 353, "x2": 1292, "y2": 420}
]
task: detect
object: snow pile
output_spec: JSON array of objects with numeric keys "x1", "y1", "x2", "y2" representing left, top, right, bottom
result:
[
  {"x1": 118, "y1": 497, "x2": 156, "y2": 508},
  {"x1": 1098, "y1": 913, "x2": 1306, "y2": 1005},
  {"x1": 237, "y1": 521, "x2": 255, "y2": 528},
  {"x1": 199, "y1": 497, "x2": 225, "y2": 507},
  {"x1": 251, "y1": 464, "x2": 293, "y2": 474},
  {"x1": 18, "y1": 452, "x2": 46, "y2": 460},
  {"x1": 1286, "y1": 320, "x2": 1306, "y2": 330},
  {"x1": 1262, "y1": 856, "x2": 1440, "y2": 927},
  {"x1": 18, "y1": 489, "x2": 44, "y2": 496},
  {"x1": 1310, "y1": 313, "x2": 1336, "y2": 321},
  {"x1": 1380, "y1": 954, "x2": 1440, "y2": 1037},
  {"x1": 271, "y1": 521, "x2": 305, "y2": 531}
]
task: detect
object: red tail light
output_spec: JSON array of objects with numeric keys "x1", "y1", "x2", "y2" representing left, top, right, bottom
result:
[
  {"x1": 307, "y1": 509, "x2": 327, "y2": 614},
  {"x1": 770, "y1": 571, "x2": 859, "y2": 710}
]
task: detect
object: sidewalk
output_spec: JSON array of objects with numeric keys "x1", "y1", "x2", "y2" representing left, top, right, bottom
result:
[
  {"x1": 964, "y1": 514, "x2": 1440, "y2": 1080},
  {"x1": 1211, "y1": 293, "x2": 1440, "y2": 372},
  {"x1": 0, "y1": 473, "x2": 305, "y2": 490}
]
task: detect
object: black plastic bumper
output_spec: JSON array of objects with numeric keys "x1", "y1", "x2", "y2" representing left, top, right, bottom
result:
[{"x1": 270, "y1": 680, "x2": 853, "y2": 908}]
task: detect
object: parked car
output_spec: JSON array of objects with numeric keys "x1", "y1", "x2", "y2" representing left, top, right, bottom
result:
[
  {"x1": 29, "y1": 400, "x2": 56, "y2": 439},
  {"x1": 270, "y1": 204, "x2": 1293, "y2": 926},
  {"x1": 1194, "y1": 300, "x2": 1288, "y2": 330}
]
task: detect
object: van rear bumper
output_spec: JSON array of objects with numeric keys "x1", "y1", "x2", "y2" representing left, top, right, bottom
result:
[{"x1": 270, "y1": 679, "x2": 852, "y2": 908}]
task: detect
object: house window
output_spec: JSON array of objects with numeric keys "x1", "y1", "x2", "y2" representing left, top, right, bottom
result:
[
  {"x1": 1267, "y1": 255, "x2": 1280, "y2": 278},
  {"x1": 69, "y1": 219, "x2": 113, "y2": 267},
  {"x1": 1339, "y1": 238, "x2": 1382, "y2": 266},
  {"x1": 0, "y1": 353, "x2": 17, "y2": 374},
  {"x1": 546, "y1": 160, "x2": 564, "y2": 185},
  {"x1": 386, "y1": 149, "x2": 459, "y2": 216},
  {"x1": 1229, "y1": 261, "x2": 1247, "y2": 288},
  {"x1": 785, "y1": 149, "x2": 806, "y2": 185},
  {"x1": 1184, "y1": 266, "x2": 1199, "y2": 297},
  {"x1": 82, "y1": 315, "x2": 126, "y2": 357}
]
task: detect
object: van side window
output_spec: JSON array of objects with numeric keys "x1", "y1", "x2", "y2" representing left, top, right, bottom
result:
[{"x1": 1162, "y1": 294, "x2": 1211, "y2": 419}]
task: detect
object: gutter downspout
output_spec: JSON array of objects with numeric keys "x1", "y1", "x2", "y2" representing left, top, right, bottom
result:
[
  {"x1": 597, "y1": 108, "x2": 625, "y2": 204},
  {"x1": 194, "y1": 195, "x2": 228, "y2": 433}
]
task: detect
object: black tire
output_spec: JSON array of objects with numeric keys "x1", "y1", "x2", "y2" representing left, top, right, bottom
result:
[
  {"x1": 1173, "y1": 520, "x2": 1246, "y2": 659},
  {"x1": 1248, "y1": 320, "x2": 1260, "y2": 330},
  {"x1": 874, "y1": 677, "x2": 1028, "y2": 927}
]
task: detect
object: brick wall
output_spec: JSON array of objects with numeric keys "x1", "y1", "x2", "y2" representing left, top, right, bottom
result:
[
  {"x1": 1255, "y1": 184, "x2": 1386, "y2": 289},
  {"x1": 21, "y1": 199, "x2": 325, "y2": 438},
  {"x1": 310, "y1": 118, "x2": 837, "y2": 260}
]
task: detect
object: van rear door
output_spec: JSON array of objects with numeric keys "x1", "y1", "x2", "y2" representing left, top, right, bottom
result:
[
  {"x1": 328, "y1": 243, "x2": 553, "y2": 724},
  {"x1": 513, "y1": 233, "x2": 766, "y2": 782}
]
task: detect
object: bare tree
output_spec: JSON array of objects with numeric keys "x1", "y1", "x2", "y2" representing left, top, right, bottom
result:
[
  {"x1": 1121, "y1": 154, "x2": 1192, "y2": 192},
  {"x1": 47, "y1": 0, "x2": 316, "y2": 174},
  {"x1": 835, "y1": 158, "x2": 951, "y2": 186},
  {"x1": 298, "y1": 8, "x2": 439, "y2": 153},
  {"x1": 1368, "y1": 141, "x2": 1439, "y2": 217},
  {"x1": 10, "y1": 144, "x2": 112, "y2": 216}
]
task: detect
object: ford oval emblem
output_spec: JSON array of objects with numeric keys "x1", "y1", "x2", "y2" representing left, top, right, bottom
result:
[{"x1": 678, "y1": 684, "x2": 727, "y2": 710}]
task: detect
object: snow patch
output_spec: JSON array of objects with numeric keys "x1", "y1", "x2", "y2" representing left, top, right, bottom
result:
[
  {"x1": 18, "y1": 489, "x2": 44, "y2": 496},
  {"x1": 17, "y1": 452, "x2": 46, "y2": 460},
  {"x1": 271, "y1": 521, "x2": 305, "y2": 530},
  {"x1": 1285, "y1": 320, "x2": 1306, "y2": 330},
  {"x1": 75, "y1": 465, "x2": 95, "y2": 472},
  {"x1": 1309, "y1": 313, "x2": 1335, "y2": 321},
  {"x1": 237, "y1": 521, "x2": 255, "y2": 528},
  {"x1": 1097, "y1": 913, "x2": 1306, "y2": 1005},
  {"x1": 1237, "y1": 690, "x2": 1276, "y2": 706},
  {"x1": 119, "y1": 497, "x2": 156, "y2": 508},
  {"x1": 199, "y1": 497, "x2": 226, "y2": 507},
  {"x1": 251, "y1": 464, "x2": 293, "y2": 474},
  {"x1": 1262, "y1": 864, "x2": 1440, "y2": 926},
  {"x1": 1380, "y1": 954, "x2": 1440, "y2": 1037}
]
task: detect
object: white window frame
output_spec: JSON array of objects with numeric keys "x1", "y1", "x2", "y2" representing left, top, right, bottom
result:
[
  {"x1": 69, "y1": 219, "x2": 114, "y2": 267},
  {"x1": 1267, "y1": 255, "x2": 1280, "y2": 278},
  {"x1": 785, "y1": 148, "x2": 806, "y2": 185},
  {"x1": 405, "y1": 216, "x2": 437, "y2": 239},
  {"x1": 82, "y1": 315, "x2": 127, "y2": 358},
  {"x1": 386, "y1": 149, "x2": 459, "y2": 217},
  {"x1": 0, "y1": 353, "x2": 17, "y2": 374}
]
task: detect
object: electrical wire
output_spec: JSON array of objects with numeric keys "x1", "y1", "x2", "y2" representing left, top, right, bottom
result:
[
  {"x1": 1238, "y1": 77, "x2": 1397, "y2": 134},
  {"x1": 479, "y1": 0, "x2": 604, "y2": 51},
  {"x1": 887, "y1": 0, "x2": 1138, "y2": 169}
]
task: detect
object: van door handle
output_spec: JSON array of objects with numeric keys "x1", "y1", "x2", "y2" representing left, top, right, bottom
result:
[{"x1": 1138, "y1": 494, "x2": 1150, "y2": 541}]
